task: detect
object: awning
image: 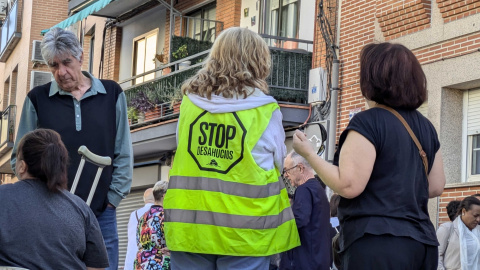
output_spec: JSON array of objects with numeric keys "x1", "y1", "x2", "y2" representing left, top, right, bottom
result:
[{"x1": 41, "y1": 0, "x2": 114, "y2": 35}]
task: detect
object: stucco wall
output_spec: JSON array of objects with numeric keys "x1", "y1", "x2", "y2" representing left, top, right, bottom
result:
[{"x1": 118, "y1": 6, "x2": 166, "y2": 87}]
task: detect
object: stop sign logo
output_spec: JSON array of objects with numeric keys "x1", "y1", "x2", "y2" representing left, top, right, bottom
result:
[{"x1": 188, "y1": 111, "x2": 246, "y2": 174}]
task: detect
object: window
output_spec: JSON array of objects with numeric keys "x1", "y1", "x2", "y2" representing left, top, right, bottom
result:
[
  {"x1": 466, "y1": 88, "x2": 480, "y2": 182},
  {"x1": 472, "y1": 135, "x2": 480, "y2": 175},
  {"x1": 261, "y1": 0, "x2": 299, "y2": 39},
  {"x1": 186, "y1": 4, "x2": 216, "y2": 42},
  {"x1": 89, "y1": 35, "x2": 95, "y2": 74},
  {"x1": 133, "y1": 30, "x2": 158, "y2": 84}
]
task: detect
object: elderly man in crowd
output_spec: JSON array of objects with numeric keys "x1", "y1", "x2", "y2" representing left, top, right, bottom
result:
[
  {"x1": 280, "y1": 150, "x2": 332, "y2": 270},
  {"x1": 124, "y1": 188, "x2": 154, "y2": 270},
  {"x1": 11, "y1": 27, "x2": 133, "y2": 270}
]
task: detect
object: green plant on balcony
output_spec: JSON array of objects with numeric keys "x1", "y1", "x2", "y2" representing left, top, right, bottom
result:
[
  {"x1": 171, "y1": 35, "x2": 213, "y2": 64},
  {"x1": 172, "y1": 44, "x2": 188, "y2": 60},
  {"x1": 127, "y1": 107, "x2": 138, "y2": 123}
]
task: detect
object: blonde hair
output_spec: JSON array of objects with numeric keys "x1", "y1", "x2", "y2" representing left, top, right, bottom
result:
[{"x1": 181, "y1": 27, "x2": 271, "y2": 99}]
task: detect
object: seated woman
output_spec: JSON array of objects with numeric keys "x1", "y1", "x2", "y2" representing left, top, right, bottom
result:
[
  {"x1": 437, "y1": 196, "x2": 480, "y2": 270},
  {"x1": 0, "y1": 129, "x2": 108, "y2": 269},
  {"x1": 135, "y1": 180, "x2": 170, "y2": 270}
]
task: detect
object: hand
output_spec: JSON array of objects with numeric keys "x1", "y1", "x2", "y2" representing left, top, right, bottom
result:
[
  {"x1": 161, "y1": 247, "x2": 170, "y2": 256},
  {"x1": 107, "y1": 203, "x2": 116, "y2": 209},
  {"x1": 292, "y1": 129, "x2": 316, "y2": 158}
]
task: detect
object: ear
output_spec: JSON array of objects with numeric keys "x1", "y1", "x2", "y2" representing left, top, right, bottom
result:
[
  {"x1": 79, "y1": 52, "x2": 84, "y2": 64},
  {"x1": 17, "y1": 160, "x2": 27, "y2": 175}
]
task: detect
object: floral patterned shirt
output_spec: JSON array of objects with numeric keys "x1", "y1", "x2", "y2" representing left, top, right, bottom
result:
[{"x1": 134, "y1": 205, "x2": 170, "y2": 270}]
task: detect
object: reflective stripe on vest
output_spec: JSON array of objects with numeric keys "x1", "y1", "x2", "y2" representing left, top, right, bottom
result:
[
  {"x1": 165, "y1": 207, "x2": 294, "y2": 229},
  {"x1": 168, "y1": 175, "x2": 285, "y2": 198},
  {"x1": 164, "y1": 96, "x2": 300, "y2": 256}
]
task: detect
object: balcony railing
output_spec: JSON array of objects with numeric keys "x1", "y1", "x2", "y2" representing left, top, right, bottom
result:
[
  {"x1": 262, "y1": 35, "x2": 313, "y2": 104},
  {"x1": 173, "y1": 14, "x2": 224, "y2": 43},
  {"x1": 121, "y1": 51, "x2": 208, "y2": 128},
  {"x1": 0, "y1": 0, "x2": 21, "y2": 62},
  {"x1": 0, "y1": 105, "x2": 16, "y2": 150},
  {"x1": 122, "y1": 43, "x2": 312, "y2": 128}
]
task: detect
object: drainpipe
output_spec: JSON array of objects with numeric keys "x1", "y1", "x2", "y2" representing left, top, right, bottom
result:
[
  {"x1": 327, "y1": 59, "x2": 339, "y2": 161},
  {"x1": 168, "y1": 0, "x2": 175, "y2": 63},
  {"x1": 327, "y1": 0, "x2": 342, "y2": 162}
]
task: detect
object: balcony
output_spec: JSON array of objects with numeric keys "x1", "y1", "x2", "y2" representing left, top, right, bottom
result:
[
  {"x1": 0, "y1": 105, "x2": 16, "y2": 173},
  {"x1": 0, "y1": 0, "x2": 21, "y2": 62},
  {"x1": 123, "y1": 38, "x2": 312, "y2": 130}
]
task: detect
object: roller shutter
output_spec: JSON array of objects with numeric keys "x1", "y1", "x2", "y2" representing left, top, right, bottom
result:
[
  {"x1": 116, "y1": 189, "x2": 145, "y2": 268},
  {"x1": 467, "y1": 89, "x2": 480, "y2": 135}
]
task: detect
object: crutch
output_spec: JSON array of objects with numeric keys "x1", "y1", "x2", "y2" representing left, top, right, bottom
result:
[{"x1": 70, "y1": 145, "x2": 112, "y2": 206}]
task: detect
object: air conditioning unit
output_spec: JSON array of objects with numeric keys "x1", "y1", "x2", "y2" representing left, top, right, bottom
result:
[
  {"x1": 32, "y1": 40, "x2": 45, "y2": 62},
  {"x1": 308, "y1": 67, "x2": 328, "y2": 104},
  {"x1": 30, "y1": 71, "x2": 53, "y2": 90},
  {"x1": 0, "y1": 0, "x2": 7, "y2": 18}
]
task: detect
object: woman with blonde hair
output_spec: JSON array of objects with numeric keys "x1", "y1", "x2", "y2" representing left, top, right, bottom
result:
[{"x1": 163, "y1": 27, "x2": 299, "y2": 270}]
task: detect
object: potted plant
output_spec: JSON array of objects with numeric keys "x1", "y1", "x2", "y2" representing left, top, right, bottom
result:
[
  {"x1": 127, "y1": 107, "x2": 138, "y2": 125},
  {"x1": 172, "y1": 44, "x2": 190, "y2": 70},
  {"x1": 8, "y1": 124, "x2": 14, "y2": 141},
  {"x1": 130, "y1": 91, "x2": 156, "y2": 123}
]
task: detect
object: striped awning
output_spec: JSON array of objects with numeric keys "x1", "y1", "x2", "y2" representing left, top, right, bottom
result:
[{"x1": 41, "y1": 0, "x2": 114, "y2": 35}]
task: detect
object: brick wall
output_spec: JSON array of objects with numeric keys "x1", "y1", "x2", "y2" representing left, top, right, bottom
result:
[
  {"x1": 376, "y1": 0, "x2": 431, "y2": 40},
  {"x1": 216, "y1": 0, "x2": 241, "y2": 29},
  {"x1": 413, "y1": 31, "x2": 480, "y2": 64},
  {"x1": 29, "y1": 0, "x2": 70, "y2": 89},
  {"x1": 164, "y1": 0, "x2": 241, "y2": 59},
  {"x1": 320, "y1": 0, "x2": 480, "y2": 137},
  {"x1": 82, "y1": 35, "x2": 92, "y2": 71},
  {"x1": 437, "y1": 0, "x2": 480, "y2": 23},
  {"x1": 313, "y1": 0, "x2": 338, "y2": 69},
  {"x1": 102, "y1": 26, "x2": 122, "y2": 81},
  {"x1": 439, "y1": 184, "x2": 480, "y2": 225},
  {"x1": 336, "y1": 0, "x2": 376, "y2": 136},
  {"x1": 9, "y1": 70, "x2": 17, "y2": 107}
]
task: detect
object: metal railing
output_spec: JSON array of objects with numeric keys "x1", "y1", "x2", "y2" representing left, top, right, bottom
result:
[
  {"x1": 0, "y1": 0, "x2": 20, "y2": 61},
  {"x1": 174, "y1": 15, "x2": 224, "y2": 42},
  {"x1": 0, "y1": 105, "x2": 16, "y2": 147},
  {"x1": 122, "y1": 44, "x2": 312, "y2": 128},
  {"x1": 264, "y1": 36, "x2": 313, "y2": 104}
]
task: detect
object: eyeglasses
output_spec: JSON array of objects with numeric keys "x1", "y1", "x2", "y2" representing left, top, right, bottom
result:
[{"x1": 282, "y1": 164, "x2": 299, "y2": 175}]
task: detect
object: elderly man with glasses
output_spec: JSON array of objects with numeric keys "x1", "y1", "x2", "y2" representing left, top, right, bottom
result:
[{"x1": 280, "y1": 150, "x2": 332, "y2": 270}]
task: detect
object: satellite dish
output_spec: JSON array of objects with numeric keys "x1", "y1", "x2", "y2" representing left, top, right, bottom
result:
[{"x1": 303, "y1": 122, "x2": 327, "y2": 155}]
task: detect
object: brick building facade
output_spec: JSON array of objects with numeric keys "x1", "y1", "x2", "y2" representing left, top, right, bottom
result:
[
  {"x1": 0, "y1": 0, "x2": 68, "y2": 183},
  {"x1": 313, "y1": 0, "x2": 480, "y2": 226}
]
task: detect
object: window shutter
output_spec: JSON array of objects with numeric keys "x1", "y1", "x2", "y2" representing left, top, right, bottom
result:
[
  {"x1": 30, "y1": 71, "x2": 53, "y2": 90},
  {"x1": 467, "y1": 88, "x2": 480, "y2": 135},
  {"x1": 116, "y1": 189, "x2": 145, "y2": 267}
]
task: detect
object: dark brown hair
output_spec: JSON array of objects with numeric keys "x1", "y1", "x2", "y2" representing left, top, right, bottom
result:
[
  {"x1": 330, "y1": 194, "x2": 341, "y2": 217},
  {"x1": 446, "y1": 200, "x2": 461, "y2": 221},
  {"x1": 456, "y1": 196, "x2": 480, "y2": 216},
  {"x1": 17, "y1": 129, "x2": 68, "y2": 192},
  {"x1": 360, "y1": 42, "x2": 427, "y2": 110}
]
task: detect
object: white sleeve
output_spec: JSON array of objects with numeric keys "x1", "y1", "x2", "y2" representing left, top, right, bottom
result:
[
  {"x1": 124, "y1": 211, "x2": 138, "y2": 270},
  {"x1": 251, "y1": 109, "x2": 286, "y2": 171}
]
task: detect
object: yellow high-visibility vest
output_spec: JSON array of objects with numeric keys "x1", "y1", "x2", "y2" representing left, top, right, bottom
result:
[{"x1": 164, "y1": 95, "x2": 300, "y2": 256}]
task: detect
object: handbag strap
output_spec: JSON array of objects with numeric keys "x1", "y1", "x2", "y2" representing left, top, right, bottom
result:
[{"x1": 376, "y1": 104, "x2": 429, "y2": 177}]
